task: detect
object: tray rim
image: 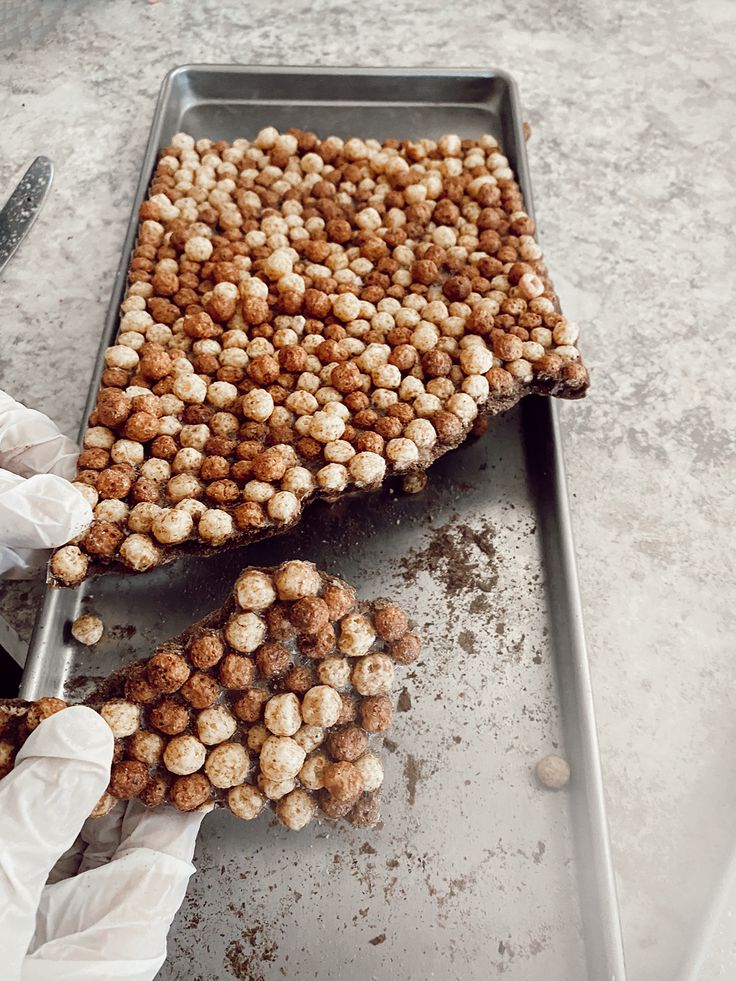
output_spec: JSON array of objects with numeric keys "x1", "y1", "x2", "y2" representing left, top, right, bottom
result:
[{"x1": 21, "y1": 63, "x2": 626, "y2": 981}]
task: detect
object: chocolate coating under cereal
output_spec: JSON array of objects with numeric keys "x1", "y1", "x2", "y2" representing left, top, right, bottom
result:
[{"x1": 51, "y1": 128, "x2": 587, "y2": 582}]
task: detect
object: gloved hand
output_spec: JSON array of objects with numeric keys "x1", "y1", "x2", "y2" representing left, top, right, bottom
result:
[
  {"x1": 0, "y1": 706, "x2": 206, "y2": 980},
  {"x1": 0, "y1": 390, "x2": 92, "y2": 578}
]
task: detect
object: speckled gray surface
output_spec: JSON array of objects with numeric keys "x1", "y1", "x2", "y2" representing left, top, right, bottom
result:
[{"x1": 0, "y1": 1, "x2": 735, "y2": 978}]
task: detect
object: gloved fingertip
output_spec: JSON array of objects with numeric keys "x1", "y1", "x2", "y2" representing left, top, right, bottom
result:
[{"x1": 17, "y1": 705, "x2": 114, "y2": 773}]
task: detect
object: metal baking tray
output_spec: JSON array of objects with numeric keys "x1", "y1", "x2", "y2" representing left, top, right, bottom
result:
[{"x1": 22, "y1": 66, "x2": 626, "y2": 981}]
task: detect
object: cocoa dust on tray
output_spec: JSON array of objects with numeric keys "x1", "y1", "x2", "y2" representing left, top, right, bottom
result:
[{"x1": 398, "y1": 515, "x2": 499, "y2": 597}]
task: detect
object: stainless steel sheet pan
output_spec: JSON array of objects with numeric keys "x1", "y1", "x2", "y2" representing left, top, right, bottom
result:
[{"x1": 22, "y1": 66, "x2": 626, "y2": 981}]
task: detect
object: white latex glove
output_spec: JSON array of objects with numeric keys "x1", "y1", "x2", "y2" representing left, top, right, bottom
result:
[
  {"x1": 0, "y1": 390, "x2": 93, "y2": 578},
  {"x1": 0, "y1": 707, "x2": 206, "y2": 980}
]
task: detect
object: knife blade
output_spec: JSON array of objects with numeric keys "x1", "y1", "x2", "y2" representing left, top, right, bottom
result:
[{"x1": 0, "y1": 156, "x2": 53, "y2": 277}]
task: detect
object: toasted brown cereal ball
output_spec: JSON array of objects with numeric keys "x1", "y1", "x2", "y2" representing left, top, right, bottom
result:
[
  {"x1": 255, "y1": 641, "x2": 291, "y2": 679},
  {"x1": 196, "y1": 705, "x2": 237, "y2": 745},
  {"x1": 359, "y1": 694, "x2": 393, "y2": 732},
  {"x1": 232, "y1": 688, "x2": 270, "y2": 723},
  {"x1": 325, "y1": 725, "x2": 368, "y2": 762},
  {"x1": 0, "y1": 741, "x2": 16, "y2": 779},
  {"x1": 233, "y1": 500, "x2": 268, "y2": 530},
  {"x1": 225, "y1": 611, "x2": 267, "y2": 653},
  {"x1": 170, "y1": 772, "x2": 212, "y2": 811},
  {"x1": 432, "y1": 410, "x2": 464, "y2": 445},
  {"x1": 323, "y1": 760, "x2": 364, "y2": 802},
  {"x1": 276, "y1": 787, "x2": 316, "y2": 830},
  {"x1": 373, "y1": 602, "x2": 409, "y2": 642},
  {"x1": 273, "y1": 560, "x2": 321, "y2": 600},
  {"x1": 188, "y1": 633, "x2": 225, "y2": 669},
  {"x1": 289, "y1": 596, "x2": 330, "y2": 634},
  {"x1": 96, "y1": 389, "x2": 132, "y2": 428},
  {"x1": 322, "y1": 584, "x2": 356, "y2": 621},
  {"x1": 108, "y1": 760, "x2": 148, "y2": 799},
  {"x1": 258, "y1": 735, "x2": 306, "y2": 781},
  {"x1": 301, "y1": 685, "x2": 342, "y2": 727},
  {"x1": 149, "y1": 700, "x2": 190, "y2": 735},
  {"x1": 139, "y1": 774, "x2": 168, "y2": 808},
  {"x1": 265, "y1": 604, "x2": 296, "y2": 640},
  {"x1": 319, "y1": 789, "x2": 354, "y2": 820},
  {"x1": 348, "y1": 792, "x2": 381, "y2": 828},
  {"x1": 26, "y1": 697, "x2": 67, "y2": 731},
  {"x1": 128, "y1": 730, "x2": 165, "y2": 765},
  {"x1": 389, "y1": 632, "x2": 421, "y2": 664},
  {"x1": 292, "y1": 723, "x2": 325, "y2": 753},
  {"x1": 235, "y1": 569, "x2": 277, "y2": 611},
  {"x1": 298, "y1": 623, "x2": 336, "y2": 659},
  {"x1": 71, "y1": 614, "x2": 104, "y2": 646},
  {"x1": 124, "y1": 664, "x2": 158, "y2": 704},
  {"x1": 96, "y1": 466, "x2": 133, "y2": 500},
  {"x1": 99, "y1": 699, "x2": 140, "y2": 738},
  {"x1": 124, "y1": 411, "x2": 159, "y2": 442},
  {"x1": 264, "y1": 693, "x2": 302, "y2": 737},
  {"x1": 283, "y1": 664, "x2": 315, "y2": 695},
  {"x1": 218, "y1": 653, "x2": 256, "y2": 690},
  {"x1": 147, "y1": 650, "x2": 191, "y2": 693},
  {"x1": 180, "y1": 672, "x2": 221, "y2": 708},
  {"x1": 354, "y1": 752, "x2": 384, "y2": 792},
  {"x1": 82, "y1": 521, "x2": 124, "y2": 559},
  {"x1": 228, "y1": 783, "x2": 265, "y2": 820},
  {"x1": 163, "y1": 734, "x2": 207, "y2": 775},
  {"x1": 204, "y1": 742, "x2": 250, "y2": 789}
]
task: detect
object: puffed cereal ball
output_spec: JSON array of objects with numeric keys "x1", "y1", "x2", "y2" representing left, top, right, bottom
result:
[
  {"x1": 292, "y1": 724, "x2": 325, "y2": 753},
  {"x1": 332, "y1": 293, "x2": 361, "y2": 322},
  {"x1": 316, "y1": 656, "x2": 351, "y2": 690},
  {"x1": 185, "y1": 235, "x2": 213, "y2": 261},
  {"x1": 204, "y1": 742, "x2": 250, "y2": 789},
  {"x1": 351, "y1": 653, "x2": 394, "y2": 696},
  {"x1": 277, "y1": 787, "x2": 316, "y2": 830},
  {"x1": 147, "y1": 650, "x2": 191, "y2": 692},
  {"x1": 235, "y1": 569, "x2": 277, "y2": 611},
  {"x1": 259, "y1": 735, "x2": 306, "y2": 781},
  {"x1": 198, "y1": 508, "x2": 234, "y2": 544},
  {"x1": 196, "y1": 705, "x2": 237, "y2": 745},
  {"x1": 273, "y1": 561, "x2": 321, "y2": 601},
  {"x1": 300, "y1": 685, "x2": 342, "y2": 727},
  {"x1": 359, "y1": 694, "x2": 393, "y2": 732},
  {"x1": 299, "y1": 752, "x2": 330, "y2": 790},
  {"x1": 258, "y1": 774, "x2": 296, "y2": 801},
  {"x1": 264, "y1": 693, "x2": 302, "y2": 737},
  {"x1": 225, "y1": 611, "x2": 267, "y2": 652},
  {"x1": 309, "y1": 410, "x2": 345, "y2": 443},
  {"x1": 90, "y1": 792, "x2": 117, "y2": 818},
  {"x1": 26, "y1": 697, "x2": 67, "y2": 731},
  {"x1": 109, "y1": 760, "x2": 148, "y2": 799},
  {"x1": 172, "y1": 374, "x2": 208, "y2": 404},
  {"x1": 169, "y1": 773, "x2": 212, "y2": 812},
  {"x1": 338, "y1": 612, "x2": 376, "y2": 657},
  {"x1": 267, "y1": 491, "x2": 301, "y2": 524},
  {"x1": 404, "y1": 418, "x2": 437, "y2": 449},
  {"x1": 227, "y1": 783, "x2": 265, "y2": 820},
  {"x1": 247, "y1": 723, "x2": 269, "y2": 753},
  {"x1": 100, "y1": 699, "x2": 140, "y2": 738},
  {"x1": 354, "y1": 752, "x2": 384, "y2": 792},
  {"x1": 385, "y1": 438, "x2": 419, "y2": 471},
  {"x1": 281, "y1": 466, "x2": 316, "y2": 498},
  {"x1": 119, "y1": 534, "x2": 161, "y2": 572},
  {"x1": 71, "y1": 614, "x2": 104, "y2": 646},
  {"x1": 163, "y1": 734, "x2": 207, "y2": 775},
  {"x1": 151, "y1": 508, "x2": 193, "y2": 545},
  {"x1": 50, "y1": 546, "x2": 89, "y2": 586},
  {"x1": 535, "y1": 754, "x2": 571, "y2": 789},
  {"x1": 242, "y1": 388, "x2": 274, "y2": 422},
  {"x1": 316, "y1": 463, "x2": 348, "y2": 494},
  {"x1": 323, "y1": 761, "x2": 364, "y2": 802},
  {"x1": 128, "y1": 730, "x2": 165, "y2": 765},
  {"x1": 373, "y1": 602, "x2": 409, "y2": 641},
  {"x1": 348, "y1": 452, "x2": 386, "y2": 487},
  {"x1": 325, "y1": 725, "x2": 368, "y2": 762}
]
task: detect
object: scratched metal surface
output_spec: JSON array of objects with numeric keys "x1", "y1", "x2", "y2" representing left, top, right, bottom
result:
[{"x1": 22, "y1": 68, "x2": 624, "y2": 980}]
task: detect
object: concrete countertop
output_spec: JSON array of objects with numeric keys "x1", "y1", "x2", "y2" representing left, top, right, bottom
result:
[{"x1": 1, "y1": 1, "x2": 734, "y2": 978}]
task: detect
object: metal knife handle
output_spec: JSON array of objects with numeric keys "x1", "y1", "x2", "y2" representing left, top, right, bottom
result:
[{"x1": 0, "y1": 156, "x2": 54, "y2": 277}]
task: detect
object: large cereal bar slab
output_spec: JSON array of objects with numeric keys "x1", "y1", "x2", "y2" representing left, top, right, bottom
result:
[
  {"x1": 1, "y1": 562, "x2": 419, "y2": 829},
  {"x1": 51, "y1": 129, "x2": 587, "y2": 583}
]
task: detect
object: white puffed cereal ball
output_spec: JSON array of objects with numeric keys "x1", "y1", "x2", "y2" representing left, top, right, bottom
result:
[
  {"x1": 332, "y1": 293, "x2": 361, "y2": 323},
  {"x1": 316, "y1": 464, "x2": 348, "y2": 494},
  {"x1": 118, "y1": 534, "x2": 161, "y2": 571},
  {"x1": 242, "y1": 388, "x2": 274, "y2": 422},
  {"x1": 552, "y1": 345, "x2": 580, "y2": 361},
  {"x1": 317, "y1": 657, "x2": 351, "y2": 690},
  {"x1": 259, "y1": 735, "x2": 306, "y2": 781},
  {"x1": 228, "y1": 783, "x2": 265, "y2": 820},
  {"x1": 72, "y1": 482, "x2": 99, "y2": 509},
  {"x1": 117, "y1": 330, "x2": 145, "y2": 351},
  {"x1": 338, "y1": 612, "x2": 376, "y2": 658},
  {"x1": 385, "y1": 438, "x2": 419, "y2": 471},
  {"x1": 111, "y1": 439, "x2": 144, "y2": 467},
  {"x1": 258, "y1": 774, "x2": 296, "y2": 800},
  {"x1": 281, "y1": 466, "x2": 316, "y2": 498},
  {"x1": 299, "y1": 752, "x2": 330, "y2": 791},
  {"x1": 244, "y1": 480, "x2": 275, "y2": 503},
  {"x1": 104, "y1": 345, "x2": 139, "y2": 371},
  {"x1": 263, "y1": 248, "x2": 293, "y2": 280},
  {"x1": 225, "y1": 611, "x2": 267, "y2": 652},
  {"x1": 323, "y1": 439, "x2": 355, "y2": 464},
  {"x1": 196, "y1": 705, "x2": 237, "y2": 746},
  {"x1": 371, "y1": 363, "x2": 402, "y2": 389},
  {"x1": 172, "y1": 447, "x2": 204, "y2": 474},
  {"x1": 264, "y1": 693, "x2": 302, "y2": 737},
  {"x1": 205, "y1": 742, "x2": 250, "y2": 789},
  {"x1": 267, "y1": 491, "x2": 301, "y2": 524},
  {"x1": 128, "y1": 730, "x2": 165, "y2": 765},
  {"x1": 404, "y1": 418, "x2": 437, "y2": 449},
  {"x1": 185, "y1": 235, "x2": 213, "y2": 262},
  {"x1": 50, "y1": 545, "x2": 88, "y2": 585},
  {"x1": 348, "y1": 452, "x2": 386, "y2": 487},
  {"x1": 94, "y1": 499, "x2": 129, "y2": 525},
  {"x1": 277, "y1": 787, "x2": 316, "y2": 830},
  {"x1": 445, "y1": 392, "x2": 478, "y2": 425},
  {"x1": 139, "y1": 459, "x2": 171, "y2": 484},
  {"x1": 292, "y1": 724, "x2": 325, "y2": 753},
  {"x1": 300, "y1": 685, "x2": 342, "y2": 727},
  {"x1": 355, "y1": 752, "x2": 384, "y2": 793},
  {"x1": 536, "y1": 754, "x2": 571, "y2": 789},
  {"x1": 247, "y1": 724, "x2": 269, "y2": 753},
  {"x1": 309, "y1": 410, "x2": 345, "y2": 443},
  {"x1": 151, "y1": 508, "x2": 193, "y2": 544},
  {"x1": 358, "y1": 343, "x2": 391, "y2": 372},
  {"x1": 175, "y1": 498, "x2": 207, "y2": 521},
  {"x1": 198, "y1": 508, "x2": 234, "y2": 545},
  {"x1": 173, "y1": 374, "x2": 208, "y2": 404},
  {"x1": 120, "y1": 310, "x2": 153, "y2": 333},
  {"x1": 100, "y1": 699, "x2": 139, "y2": 737},
  {"x1": 409, "y1": 324, "x2": 440, "y2": 353},
  {"x1": 530, "y1": 327, "x2": 553, "y2": 348},
  {"x1": 438, "y1": 133, "x2": 462, "y2": 156},
  {"x1": 399, "y1": 376, "x2": 424, "y2": 400},
  {"x1": 459, "y1": 345, "x2": 493, "y2": 375},
  {"x1": 352, "y1": 653, "x2": 394, "y2": 696},
  {"x1": 273, "y1": 560, "x2": 321, "y2": 601},
  {"x1": 166, "y1": 474, "x2": 202, "y2": 503},
  {"x1": 413, "y1": 393, "x2": 443, "y2": 418},
  {"x1": 163, "y1": 734, "x2": 207, "y2": 775},
  {"x1": 505, "y1": 358, "x2": 535, "y2": 380},
  {"x1": 235, "y1": 570, "x2": 277, "y2": 611},
  {"x1": 71, "y1": 613, "x2": 104, "y2": 646},
  {"x1": 206, "y1": 381, "x2": 238, "y2": 408},
  {"x1": 84, "y1": 426, "x2": 115, "y2": 450},
  {"x1": 462, "y1": 375, "x2": 490, "y2": 401}
]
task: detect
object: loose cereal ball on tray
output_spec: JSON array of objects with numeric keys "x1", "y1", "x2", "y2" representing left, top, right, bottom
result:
[
  {"x1": 338, "y1": 612, "x2": 376, "y2": 657},
  {"x1": 128, "y1": 730, "x2": 165, "y2": 766},
  {"x1": 258, "y1": 774, "x2": 296, "y2": 801},
  {"x1": 349, "y1": 792, "x2": 381, "y2": 828},
  {"x1": 351, "y1": 653, "x2": 394, "y2": 696},
  {"x1": 188, "y1": 633, "x2": 224, "y2": 669},
  {"x1": 180, "y1": 671, "x2": 220, "y2": 708},
  {"x1": 71, "y1": 613, "x2": 104, "y2": 646},
  {"x1": 150, "y1": 699, "x2": 190, "y2": 735},
  {"x1": 140, "y1": 774, "x2": 169, "y2": 809},
  {"x1": 299, "y1": 752, "x2": 330, "y2": 791},
  {"x1": 225, "y1": 612, "x2": 267, "y2": 652},
  {"x1": 354, "y1": 752, "x2": 384, "y2": 793},
  {"x1": 50, "y1": 546, "x2": 88, "y2": 586},
  {"x1": 255, "y1": 641, "x2": 291, "y2": 679},
  {"x1": 235, "y1": 569, "x2": 277, "y2": 610},
  {"x1": 359, "y1": 694, "x2": 393, "y2": 733},
  {"x1": 218, "y1": 653, "x2": 256, "y2": 689},
  {"x1": 289, "y1": 596, "x2": 330, "y2": 634},
  {"x1": 277, "y1": 788, "x2": 316, "y2": 830},
  {"x1": 228, "y1": 783, "x2": 265, "y2": 820},
  {"x1": 373, "y1": 602, "x2": 409, "y2": 642},
  {"x1": 316, "y1": 656, "x2": 351, "y2": 690},
  {"x1": 232, "y1": 688, "x2": 269, "y2": 722},
  {"x1": 119, "y1": 534, "x2": 161, "y2": 572}
]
